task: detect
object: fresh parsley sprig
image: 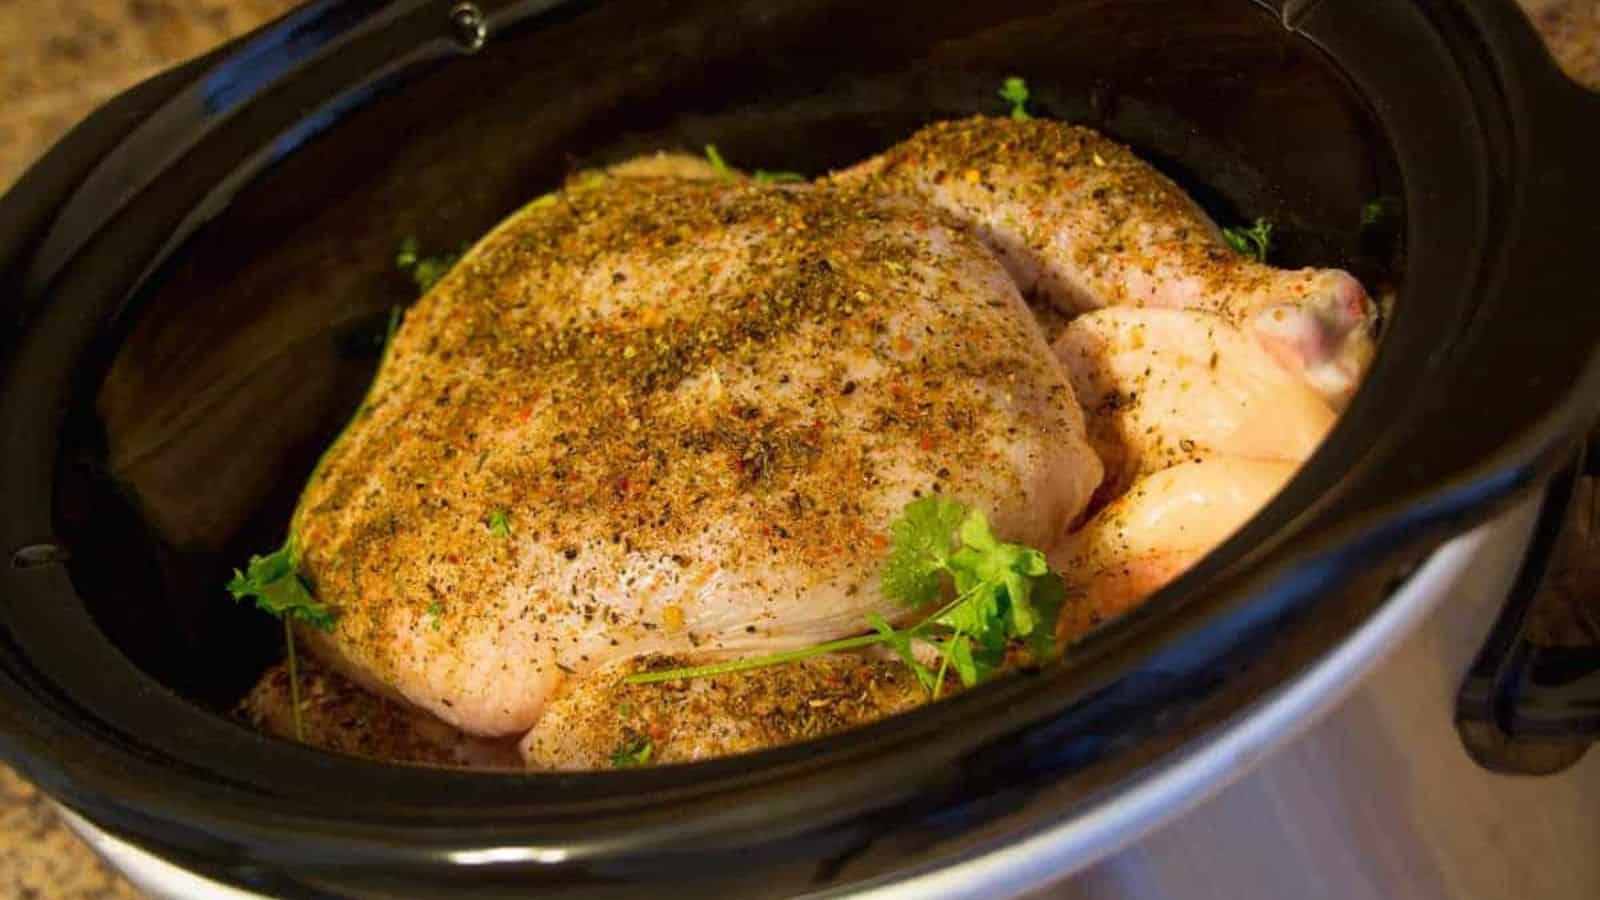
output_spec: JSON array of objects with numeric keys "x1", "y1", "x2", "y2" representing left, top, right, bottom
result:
[
  {"x1": 610, "y1": 733, "x2": 654, "y2": 768},
  {"x1": 623, "y1": 496, "x2": 1065, "y2": 695},
  {"x1": 1222, "y1": 218, "x2": 1273, "y2": 262},
  {"x1": 999, "y1": 76, "x2": 1033, "y2": 121},
  {"x1": 1360, "y1": 195, "x2": 1399, "y2": 230},
  {"x1": 880, "y1": 497, "x2": 1064, "y2": 697},
  {"x1": 704, "y1": 144, "x2": 734, "y2": 180},
  {"x1": 753, "y1": 170, "x2": 806, "y2": 184},
  {"x1": 396, "y1": 237, "x2": 461, "y2": 294},
  {"x1": 227, "y1": 542, "x2": 339, "y2": 741},
  {"x1": 227, "y1": 543, "x2": 337, "y2": 630},
  {"x1": 703, "y1": 144, "x2": 805, "y2": 185}
]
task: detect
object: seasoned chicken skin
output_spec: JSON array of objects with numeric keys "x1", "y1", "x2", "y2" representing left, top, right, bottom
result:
[
  {"x1": 1055, "y1": 308, "x2": 1333, "y2": 502},
  {"x1": 238, "y1": 657, "x2": 520, "y2": 768},
  {"x1": 523, "y1": 653, "x2": 933, "y2": 769},
  {"x1": 833, "y1": 117, "x2": 1375, "y2": 405},
  {"x1": 240, "y1": 649, "x2": 928, "y2": 771},
  {"x1": 293, "y1": 176, "x2": 1101, "y2": 738},
  {"x1": 1048, "y1": 309, "x2": 1322, "y2": 631}
]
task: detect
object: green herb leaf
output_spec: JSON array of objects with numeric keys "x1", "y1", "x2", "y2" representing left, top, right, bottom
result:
[
  {"x1": 426, "y1": 601, "x2": 443, "y2": 630},
  {"x1": 1360, "y1": 196, "x2": 1399, "y2": 230},
  {"x1": 869, "y1": 613, "x2": 937, "y2": 692},
  {"x1": 385, "y1": 305, "x2": 404, "y2": 345},
  {"x1": 487, "y1": 509, "x2": 512, "y2": 538},
  {"x1": 945, "y1": 509, "x2": 1048, "y2": 637},
  {"x1": 573, "y1": 170, "x2": 609, "y2": 191},
  {"x1": 610, "y1": 732, "x2": 654, "y2": 768},
  {"x1": 999, "y1": 76, "x2": 1032, "y2": 121},
  {"x1": 622, "y1": 632, "x2": 887, "y2": 684},
  {"x1": 227, "y1": 542, "x2": 336, "y2": 742},
  {"x1": 396, "y1": 237, "x2": 460, "y2": 294},
  {"x1": 395, "y1": 236, "x2": 419, "y2": 270},
  {"x1": 1024, "y1": 571, "x2": 1067, "y2": 664},
  {"x1": 704, "y1": 144, "x2": 734, "y2": 180},
  {"x1": 701, "y1": 147, "x2": 803, "y2": 185},
  {"x1": 753, "y1": 170, "x2": 806, "y2": 184},
  {"x1": 938, "y1": 565, "x2": 1003, "y2": 637},
  {"x1": 881, "y1": 495, "x2": 967, "y2": 607},
  {"x1": 226, "y1": 543, "x2": 338, "y2": 631},
  {"x1": 948, "y1": 636, "x2": 979, "y2": 687},
  {"x1": 1222, "y1": 218, "x2": 1273, "y2": 263}
]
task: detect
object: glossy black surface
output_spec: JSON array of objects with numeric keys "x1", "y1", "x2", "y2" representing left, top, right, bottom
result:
[{"x1": 1, "y1": 0, "x2": 1598, "y2": 896}]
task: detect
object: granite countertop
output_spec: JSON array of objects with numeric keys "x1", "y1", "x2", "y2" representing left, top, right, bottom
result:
[{"x1": 0, "y1": 1, "x2": 1594, "y2": 897}]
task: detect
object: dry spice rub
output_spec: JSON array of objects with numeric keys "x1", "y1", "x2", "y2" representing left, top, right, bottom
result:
[
  {"x1": 831, "y1": 116, "x2": 1373, "y2": 405},
  {"x1": 281, "y1": 168, "x2": 1099, "y2": 742}
]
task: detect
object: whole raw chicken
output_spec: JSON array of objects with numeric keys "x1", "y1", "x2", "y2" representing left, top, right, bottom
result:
[{"x1": 245, "y1": 116, "x2": 1374, "y2": 768}]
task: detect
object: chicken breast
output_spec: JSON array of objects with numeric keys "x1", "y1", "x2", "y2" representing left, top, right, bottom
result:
[
  {"x1": 292, "y1": 175, "x2": 1101, "y2": 738},
  {"x1": 1055, "y1": 307, "x2": 1334, "y2": 502},
  {"x1": 1052, "y1": 457, "x2": 1297, "y2": 640},
  {"x1": 832, "y1": 117, "x2": 1375, "y2": 405},
  {"x1": 523, "y1": 653, "x2": 933, "y2": 768}
]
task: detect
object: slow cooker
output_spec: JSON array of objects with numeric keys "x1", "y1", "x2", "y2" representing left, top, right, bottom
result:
[{"x1": 1, "y1": 0, "x2": 1597, "y2": 897}]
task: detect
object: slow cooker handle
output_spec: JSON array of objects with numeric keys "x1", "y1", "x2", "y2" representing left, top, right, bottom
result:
[
  {"x1": 1456, "y1": 431, "x2": 1600, "y2": 775},
  {"x1": 1445, "y1": 21, "x2": 1600, "y2": 773}
]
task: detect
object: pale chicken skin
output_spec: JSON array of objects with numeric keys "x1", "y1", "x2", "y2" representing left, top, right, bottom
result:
[
  {"x1": 833, "y1": 117, "x2": 1376, "y2": 405},
  {"x1": 1054, "y1": 308, "x2": 1334, "y2": 502},
  {"x1": 244, "y1": 114, "x2": 1378, "y2": 768},
  {"x1": 1052, "y1": 458, "x2": 1298, "y2": 641},
  {"x1": 292, "y1": 175, "x2": 1101, "y2": 738}
]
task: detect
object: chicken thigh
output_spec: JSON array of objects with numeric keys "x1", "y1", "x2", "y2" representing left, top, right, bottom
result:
[
  {"x1": 833, "y1": 117, "x2": 1375, "y2": 405},
  {"x1": 1052, "y1": 457, "x2": 1297, "y2": 640},
  {"x1": 292, "y1": 175, "x2": 1101, "y2": 738},
  {"x1": 1055, "y1": 307, "x2": 1333, "y2": 501}
]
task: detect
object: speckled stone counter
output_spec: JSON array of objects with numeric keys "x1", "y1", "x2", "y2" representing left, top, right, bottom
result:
[{"x1": 0, "y1": 1, "x2": 1593, "y2": 897}]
